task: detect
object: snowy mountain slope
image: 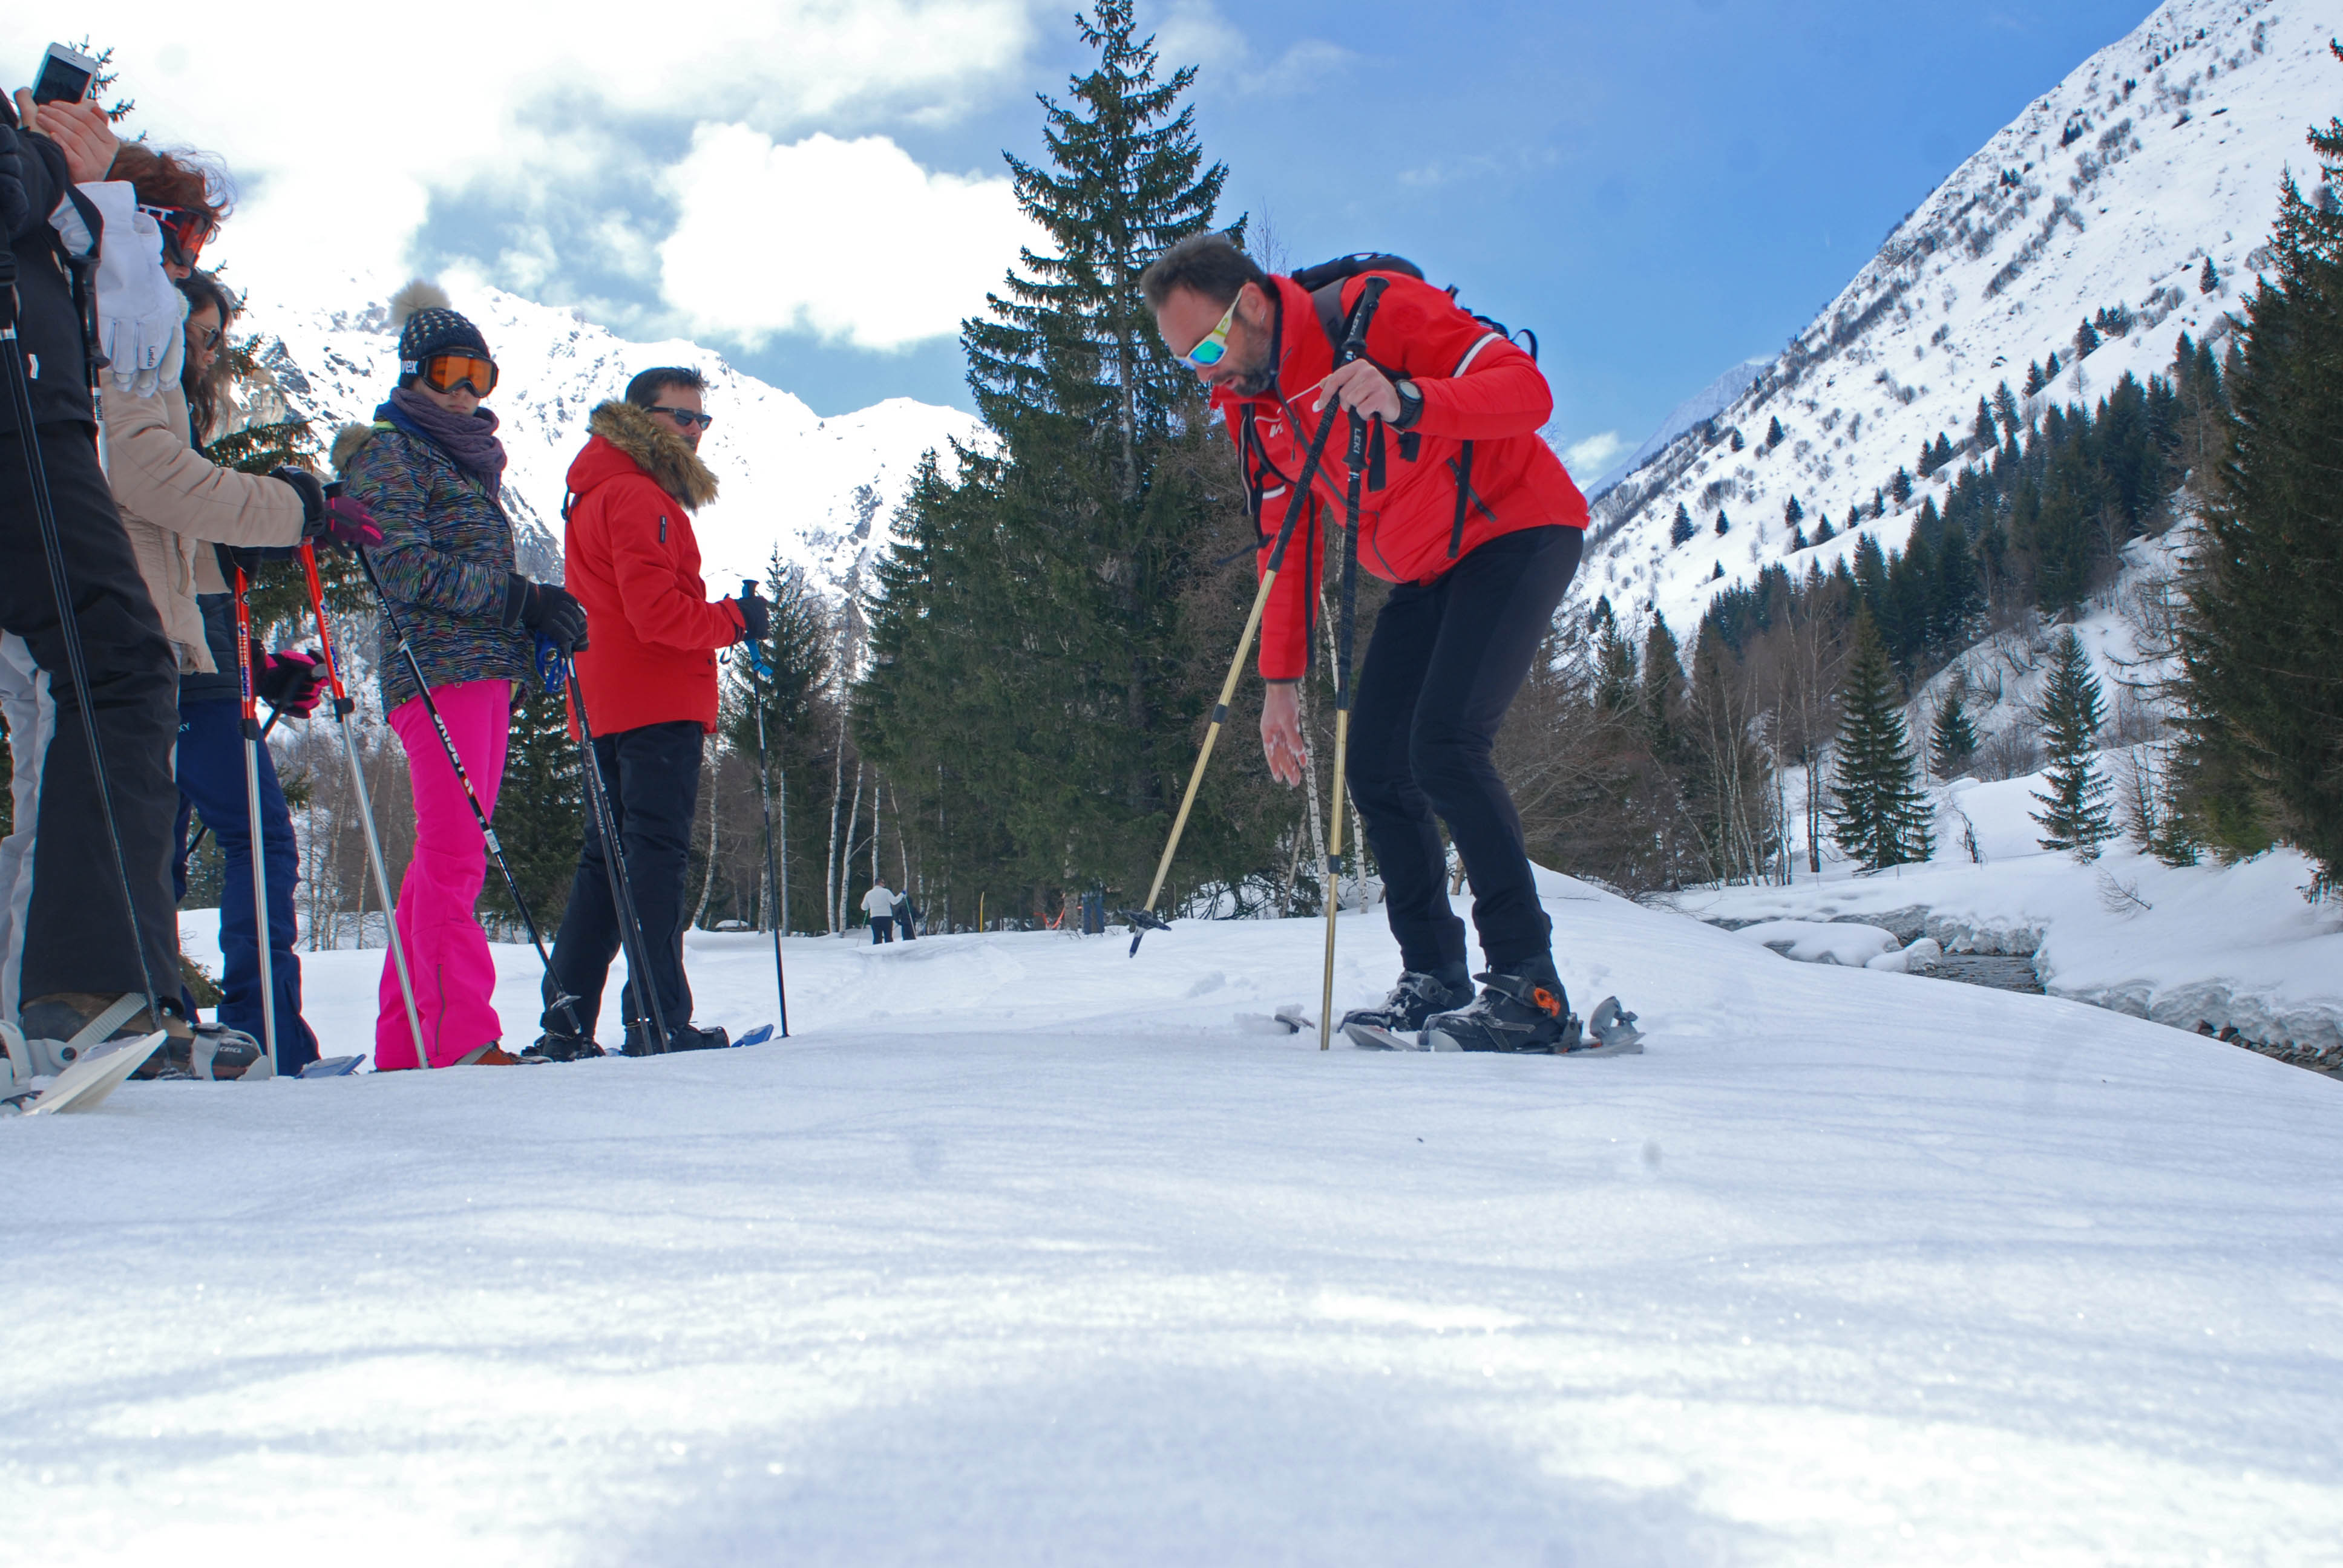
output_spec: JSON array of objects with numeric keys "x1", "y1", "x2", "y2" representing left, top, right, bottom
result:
[
  {"x1": 1580, "y1": 356, "x2": 1768, "y2": 501},
  {"x1": 1587, "y1": 0, "x2": 2330, "y2": 632},
  {"x1": 233, "y1": 276, "x2": 983, "y2": 595},
  {"x1": 8, "y1": 895, "x2": 2340, "y2": 1563}
]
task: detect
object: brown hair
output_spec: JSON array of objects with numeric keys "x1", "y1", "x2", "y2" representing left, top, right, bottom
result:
[
  {"x1": 177, "y1": 269, "x2": 240, "y2": 443},
  {"x1": 1138, "y1": 232, "x2": 1266, "y2": 311},
  {"x1": 109, "y1": 142, "x2": 232, "y2": 237}
]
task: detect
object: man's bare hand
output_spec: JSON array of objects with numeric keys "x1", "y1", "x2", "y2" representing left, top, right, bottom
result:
[
  {"x1": 1313, "y1": 359, "x2": 1401, "y2": 423},
  {"x1": 13, "y1": 93, "x2": 119, "y2": 185},
  {"x1": 1261, "y1": 681, "x2": 1307, "y2": 787}
]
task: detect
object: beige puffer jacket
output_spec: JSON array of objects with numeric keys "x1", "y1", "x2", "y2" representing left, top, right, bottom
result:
[{"x1": 100, "y1": 316, "x2": 307, "y2": 674}]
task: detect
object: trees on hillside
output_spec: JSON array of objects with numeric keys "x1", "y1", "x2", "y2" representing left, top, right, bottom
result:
[{"x1": 2174, "y1": 48, "x2": 2343, "y2": 893}]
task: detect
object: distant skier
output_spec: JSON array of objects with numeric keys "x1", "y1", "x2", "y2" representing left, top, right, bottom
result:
[
  {"x1": 1142, "y1": 233, "x2": 1593, "y2": 1051},
  {"x1": 862, "y1": 880, "x2": 896, "y2": 945},
  {"x1": 530, "y1": 367, "x2": 768, "y2": 1059}
]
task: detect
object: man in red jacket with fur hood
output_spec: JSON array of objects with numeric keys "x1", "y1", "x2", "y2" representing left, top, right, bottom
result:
[
  {"x1": 529, "y1": 367, "x2": 768, "y2": 1060},
  {"x1": 1143, "y1": 234, "x2": 1590, "y2": 1054}
]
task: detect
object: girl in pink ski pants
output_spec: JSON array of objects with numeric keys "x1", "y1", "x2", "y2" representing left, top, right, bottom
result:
[{"x1": 376, "y1": 679, "x2": 510, "y2": 1069}]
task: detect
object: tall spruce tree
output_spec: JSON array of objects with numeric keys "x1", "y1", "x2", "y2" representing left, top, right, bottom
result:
[
  {"x1": 1671, "y1": 502, "x2": 1697, "y2": 545},
  {"x1": 858, "y1": 1, "x2": 1243, "y2": 910},
  {"x1": 2175, "y1": 47, "x2": 2343, "y2": 891},
  {"x1": 1826, "y1": 609, "x2": 1933, "y2": 871},
  {"x1": 721, "y1": 552, "x2": 840, "y2": 930},
  {"x1": 2030, "y1": 629, "x2": 2116, "y2": 860}
]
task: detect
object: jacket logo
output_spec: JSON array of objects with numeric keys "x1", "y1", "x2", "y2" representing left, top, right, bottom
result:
[{"x1": 658, "y1": 516, "x2": 668, "y2": 543}]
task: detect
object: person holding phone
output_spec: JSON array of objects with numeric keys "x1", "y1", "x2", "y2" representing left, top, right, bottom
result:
[
  {"x1": 0, "y1": 85, "x2": 189, "y2": 1078},
  {"x1": 335, "y1": 283, "x2": 586, "y2": 1070}
]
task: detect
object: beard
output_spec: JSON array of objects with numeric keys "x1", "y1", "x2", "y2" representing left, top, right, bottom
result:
[{"x1": 1221, "y1": 340, "x2": 1279, "y2": 399}]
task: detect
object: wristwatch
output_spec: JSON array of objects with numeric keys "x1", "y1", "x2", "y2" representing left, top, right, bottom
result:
[{"x1": 1392, "y1": 377, "x2": 1424, "y2": 430}]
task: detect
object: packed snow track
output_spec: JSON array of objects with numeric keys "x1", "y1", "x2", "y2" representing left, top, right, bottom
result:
[{"x1": 6, "y1": 878, "x2": 2339, "y2": 1564}]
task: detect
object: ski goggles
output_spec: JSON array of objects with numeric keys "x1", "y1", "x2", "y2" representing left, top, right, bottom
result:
[
  {"x1": 1178, "y1": 295, "x2": 1240, "y2": 368},
  {"x1": 137, "y1": 203, "x2": 211, "y2": 267},
  {"x1": 410, "y1": 351, "x2": 499, "y2": 396}
]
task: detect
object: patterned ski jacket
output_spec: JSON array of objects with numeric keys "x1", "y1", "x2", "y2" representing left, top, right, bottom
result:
[{"x1": 333, "y1": 419, "x2": 532, "y2": 713}]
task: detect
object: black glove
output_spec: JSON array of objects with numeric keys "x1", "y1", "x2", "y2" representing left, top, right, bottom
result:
[
  {"x1": 734, "y1": 580, "x2": 771, "y2": 644},
  {"x1": 504, "y1": 574, "x2": 589, "y2": 654}
]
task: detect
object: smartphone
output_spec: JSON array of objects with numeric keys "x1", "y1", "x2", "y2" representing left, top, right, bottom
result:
[{"x1": 32, "y1": 42, "x2": 97, "y2": 105}]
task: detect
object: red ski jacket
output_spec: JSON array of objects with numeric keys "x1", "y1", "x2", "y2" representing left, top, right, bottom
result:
[
  {"x1": 1212, "y1": 271, "x2": 1587, "y2": 681},
  {"x1": 562, "y1": 401, "x2": 745, "y2": 738}
]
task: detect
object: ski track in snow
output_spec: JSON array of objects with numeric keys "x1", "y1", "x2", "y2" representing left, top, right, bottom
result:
[{"x1": 7, "y1": 880, "x2": 2340, "y2": 1564}]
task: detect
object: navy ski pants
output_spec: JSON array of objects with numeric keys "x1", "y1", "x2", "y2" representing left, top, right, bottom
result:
[
  {"x1": 172, "y1": 697, "x2": 319, "y2": 1073},
  {"x1": 1345, "y1": 524, "x2": 1582, "y2": 977}
]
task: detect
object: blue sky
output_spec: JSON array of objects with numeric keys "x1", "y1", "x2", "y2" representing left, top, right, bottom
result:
[{"x1": 17, "y1": 0, "x2": 2163, "y2": 469}]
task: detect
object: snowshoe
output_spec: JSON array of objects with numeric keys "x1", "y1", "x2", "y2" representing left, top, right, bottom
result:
[
  {"x1": 1341, "y1": 968, "x2": 1475, "y2": 1051},
  {"x1": 1571, "y1": 996, "x2": 1645, "y2": 1056},
  {"x1": 733, "y1": 1024, "x2": 776, "y2": 1048},
  {"x1": 522, "y1": 1031, "x2": 606, "y2": 1064},
  {"x1": 298, "y1": 1055, "x2": 367, "y2": 1078},
  {"x1": 1421, "y1": 968, "x2": 1579, "y2": 1054},
  {"x1": 454, "y1": 1043, "x2": 530, "y2": 1067},
  {"x1": 18, "y1": 1031, "x2": 169, "y2": 1115},
  {"x1": 189, "y1": 1021, "x2": 269, "y2": 1081}
]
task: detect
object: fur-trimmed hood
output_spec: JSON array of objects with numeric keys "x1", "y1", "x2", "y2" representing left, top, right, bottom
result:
[
  {"x1": 576, "y1": 399, "x2": 718, "y2": 512},
  {"x1": 330, "y1": 420, "x2": 378, "y2": 475}
]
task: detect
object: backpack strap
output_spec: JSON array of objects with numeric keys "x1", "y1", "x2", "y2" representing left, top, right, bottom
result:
[{"x1": 1447, "y1": 444, "x2": 1472, "y2": 560}]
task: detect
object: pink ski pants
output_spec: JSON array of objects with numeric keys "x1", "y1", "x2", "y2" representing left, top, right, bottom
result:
[{"x1": 377, "y1": 680, "x2": 510, "y2": 1070}]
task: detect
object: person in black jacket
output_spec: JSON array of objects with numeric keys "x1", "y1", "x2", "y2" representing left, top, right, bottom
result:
[{"x1": 0, "y1": 90, "x2": 189, "y2": 1085}]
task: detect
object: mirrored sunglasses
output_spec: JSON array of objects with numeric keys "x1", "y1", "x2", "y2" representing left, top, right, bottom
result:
[
  {"x1": 138, "y1": 203, "x2": 211, "y2": 267},
  {"x1": 648, "y1": 405, "x2": 714, "y2": 430},
  {"x1": 1179, "y1": 296, "x2": 1241, "y2": 368},
  {"x1": 418, "y1": 351, "x2": 499, "y2": 396}
]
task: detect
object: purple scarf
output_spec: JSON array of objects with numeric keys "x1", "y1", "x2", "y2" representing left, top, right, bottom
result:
[{"x1": 380, "y1": 388, "x2": 508, "y2": 497}]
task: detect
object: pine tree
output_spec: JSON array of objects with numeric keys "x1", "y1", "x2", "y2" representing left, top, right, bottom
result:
[
  {"x1": 1714, "y1": 509, "x2": 1731, "y2": 536},
  {"x1": 1827, "y1": 610, "x2": 1934, "y2": 871},
  {"x1": 2175, "y1": 49, "x2": 2343, "y2": 890},
  {"x1": 2199, "y1": 255, "x2": 2221, "y2": 293},
  {"x1": 1890, "y1": 466, "x2": 1913, "y2": 505},
  {"x1": 1671, "y1": 502, "x2": 1696, "y2": 546},
  {"x1": 1916, "y1": 437, "x2": 1937, "y2": 477},
  {"x1": 1993, "y1": 380, "x2": 2022, "y2": 436},
  {"x1": 1813, "y1": 517, "x2": 1837, "y2": 545},
  {"x1": 2075, "y1": 316, "x2": 2102, "y2": 358},
  {"x1": 2030, "y1": 629, "x2": 2115, "y2": 860},
  {"x1": 1783, "y1": 494, "x2": 1804, "y2": 526},
  {"x1": 2025, "y1": 359, "x2": 2046, "y2": 395},
  {"x1": 721, "y1": 551, "x2": 839, "y2": 930},
  {"x1": 1932, "y1": 432, "x2": 1954, "y2": 471},
  {"x1": 1729, "y1": 428, "x2": 1746, "y2": 452},
  {"x1": 1766, "y1": 414, "x2": 1787, "y2": 448},
  {"x1": 1973, "y1": 395, "x2": 1998, "y2": 448},
  {"x1": 859, "y1": 1, "x2": 1239, "y2": 907},
  {"x1": 1929, "y1": 683, "x2": 1980, "y2": 780},
  {"x1": 486, "y1": 677, "x2": 585, "y2": 935},
  {"x1": 2045, "y1": 349, "x2": 2063, "y2": 381},
  {"x1": 1789, "y1": 526, "x2": 1809, "y2": 552}
]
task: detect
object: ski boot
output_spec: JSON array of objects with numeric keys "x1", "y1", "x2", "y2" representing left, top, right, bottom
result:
[
  {"x1": 1421, "y1": 966, "x2": 1581, "y2": 1054},
  {"x1": 1341, "y1": 966, "x2": 1476, "y2": 1050},
  {"x1": 522, "y1": 1031, "x2": 606, "y2": 1064},
  {"x1": 666, "y1": 1023, "x2": 732, "y2": 1053}
]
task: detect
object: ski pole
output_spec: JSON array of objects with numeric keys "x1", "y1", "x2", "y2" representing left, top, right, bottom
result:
[
  {"x1": 562, "y1": 653, "x2": 673, "y2": 1055},
  {"x1": 300, "y1": 542, "x2": 427, "y2": 1068},
  {"x1": 742, "y1": 581, "x2": 790, "y2": 1037},
  {"x1": 0, "y1": 260, "x2": 168, "y2": 1026},
  {"x1": 1122, "y1": 275, "x2": 1390, "y2": 955},
  {"x1": 1320, "y1": 411, "x2": 1372, "y2": 1050},
  {"x1": 230, "y1": 564, "x2": 278, "y2": 1068},
  {"x1": 183, "y1": 704, "x2": 280, "y2": 863},
  {"x1": 350, "y1": 545, "x2": 588, "y2": 1046}
]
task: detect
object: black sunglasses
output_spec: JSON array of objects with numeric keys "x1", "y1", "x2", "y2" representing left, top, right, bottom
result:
[{"x1": 648, "y1": 405, "x2": 713, "y2": 430}]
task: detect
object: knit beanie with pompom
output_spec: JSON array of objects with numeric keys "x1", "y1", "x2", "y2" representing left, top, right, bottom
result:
[{"x1": 388, "y1": 279, "x2": 492, "y2": 382}]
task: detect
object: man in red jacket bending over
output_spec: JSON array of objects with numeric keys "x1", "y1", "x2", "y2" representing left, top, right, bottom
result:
[
  {"x1": 528, "y1": 367, "x2": 769, "y2": 1060},
  {"x1": 1142, "y1": 234, "x2": 1590, "y2": 1053}
]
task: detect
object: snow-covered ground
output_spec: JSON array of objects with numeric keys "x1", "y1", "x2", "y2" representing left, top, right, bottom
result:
[{"x1": 8, "y1": 881, "x2": 2341, "y2": 1564}]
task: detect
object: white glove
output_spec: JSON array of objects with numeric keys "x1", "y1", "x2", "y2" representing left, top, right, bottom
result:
[{"x1": 78, "y1": 181, "x2": 185, "y2": 398}]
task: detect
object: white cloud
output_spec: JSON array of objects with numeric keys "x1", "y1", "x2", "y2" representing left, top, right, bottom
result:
[
  {"x1": 2, "y1": 3, "x2": 1044, "y2": 308},
  {"x1": 661, "y1": 128, "x2": 1044, "y2": 352},
  {"x1": 1565, "y1": 431, "x2": 1627, "y2": 474}
]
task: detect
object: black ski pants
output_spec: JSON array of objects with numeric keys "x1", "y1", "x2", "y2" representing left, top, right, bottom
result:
[
  {"x1": 1345, "y1": 524, "x2": 1582, "y2": 978},
  {"x1": 0, "y1": 419, "x2": 183, "y2": 1014},
  {"x1": 542, "y1": 719, "x2": 703, "y2": 1044}
]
